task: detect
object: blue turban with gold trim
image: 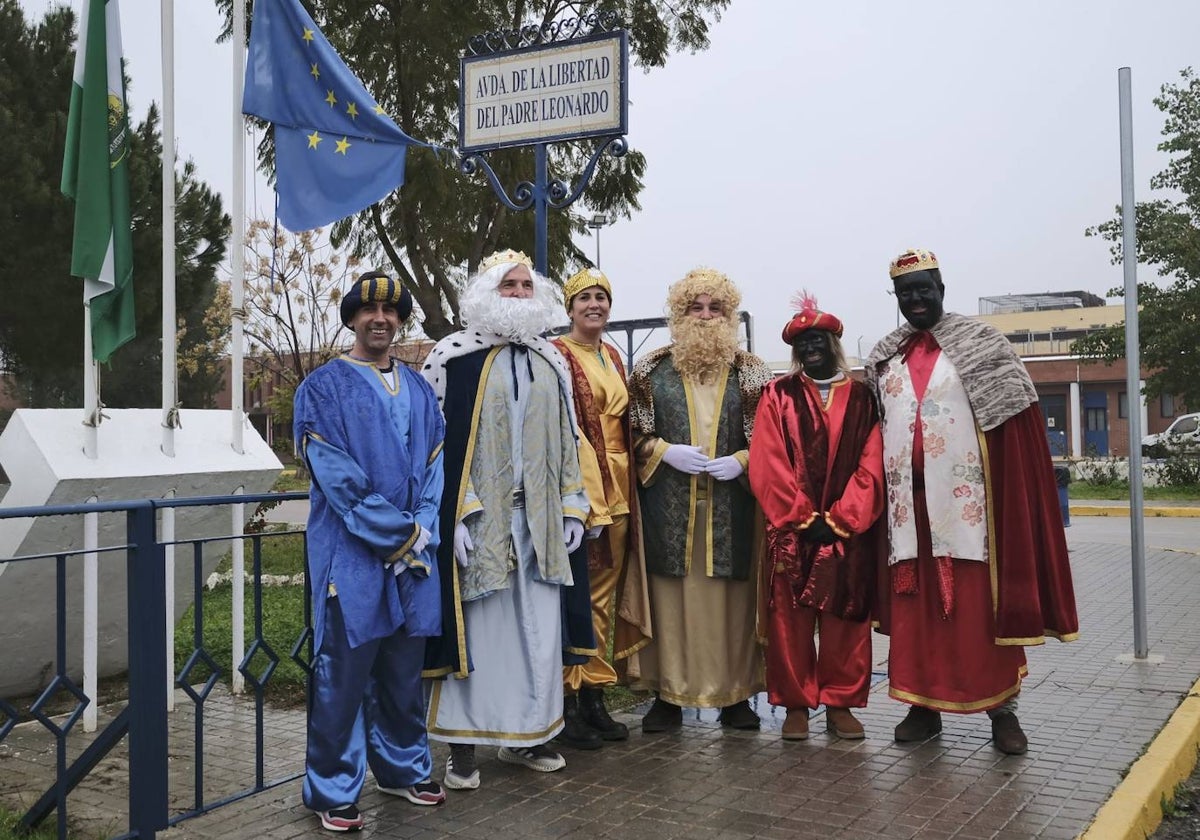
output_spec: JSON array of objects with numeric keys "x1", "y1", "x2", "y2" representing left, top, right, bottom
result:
[{"x1": 340, "y1": 270, "x2": 413, "y2": 326}]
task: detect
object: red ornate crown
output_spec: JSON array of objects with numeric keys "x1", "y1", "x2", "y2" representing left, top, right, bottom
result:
[
  {"x1": 782, "y1": 290, "x2": 843, "y2": 342},
  {"x1": 888, "y1": 248, "x2": 939, "y2": 279}
]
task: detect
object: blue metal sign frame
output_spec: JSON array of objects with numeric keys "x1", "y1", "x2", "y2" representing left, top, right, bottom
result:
[{"x1": 457, "y1": 13, "x2": 629, "y2": 276}]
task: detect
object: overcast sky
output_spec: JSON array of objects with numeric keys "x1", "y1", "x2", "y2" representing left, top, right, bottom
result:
[{"x1": 18, "y1": 0, "x2": 1200, "y2": 364}]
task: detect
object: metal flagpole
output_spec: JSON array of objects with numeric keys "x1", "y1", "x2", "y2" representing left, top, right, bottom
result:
[
  {"x1": 1118, "y1": 66, "x2": 1148, "y2": 659},
  {"x1": 230, "y1": 0, "x2": 248, "y2": 694},
  {"x1": 82, "y1": 309, "x2": 98, "y2": 458},
  {"x1": 161, "y1": 0, "x2": 177, "y2": 458}
]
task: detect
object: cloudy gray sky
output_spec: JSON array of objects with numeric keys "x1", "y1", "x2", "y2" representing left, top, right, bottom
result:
[{"x1": 19, "y1": 0, "x2": 1200, "y2": 364}]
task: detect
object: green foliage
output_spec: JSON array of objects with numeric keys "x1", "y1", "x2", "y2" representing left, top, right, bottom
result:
[
  {"x1": 0, "y1": 2, "x2": 230, "y2": 409},
  {"x1": 176, "y1": 533, "x2": 310, "y2": 701},
  {"x1": 1081, "y1": 67, "x2": 1200, "y2": 411},
  {"x1": 1152, "y1": 452, "x2": 1200, "y2": 488},
  {"x1": 215, "y1": 0, "x2": 730, "y2": 339},
  {"x1": 0, "y1": 806, "x2": 61, "y2": 840}
]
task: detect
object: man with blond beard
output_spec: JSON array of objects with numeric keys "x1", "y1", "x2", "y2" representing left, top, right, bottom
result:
[
  {"x1": 626, "y1": 268, "x2": 773, "y2": 732},
  {"x1": 420, "y1": 249, "x2": 589, "y2": 789}
]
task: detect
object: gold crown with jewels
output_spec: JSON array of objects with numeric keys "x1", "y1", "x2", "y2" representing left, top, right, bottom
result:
[{"x1": 479, "y1": 248, "x2": 533, "y2": 274}]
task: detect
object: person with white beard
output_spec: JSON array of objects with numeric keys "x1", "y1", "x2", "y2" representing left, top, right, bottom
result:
[
  {"x1": 420, "y1": 249, "x2": 589, "y2": 790},
  {"x1": 625, "y1": 268, "x2": 773, "y2": 733}
]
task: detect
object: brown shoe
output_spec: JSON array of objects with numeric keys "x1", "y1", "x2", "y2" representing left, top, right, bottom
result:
[
  {"x1": 825, "y1": 707, "x2": 865, "y2": 740},
  {"x1": 991, "y1": 712, "x2": 1028, "y2": 755},
  {"x1": 781, "y1": 708, "x2": 809, "y2": 741},
  {"x1": 894, "y1": 705, "x2": 942, "y2": 742}
]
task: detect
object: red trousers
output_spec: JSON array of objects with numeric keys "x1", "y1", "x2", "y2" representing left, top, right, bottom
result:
[{"x1": 765, "y1": 572, "x2": 871, "y2": 710}]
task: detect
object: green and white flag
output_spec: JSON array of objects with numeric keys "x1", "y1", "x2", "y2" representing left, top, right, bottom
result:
[{"x1": 61, "y1": 0, "x2": 135, "y2": 364}]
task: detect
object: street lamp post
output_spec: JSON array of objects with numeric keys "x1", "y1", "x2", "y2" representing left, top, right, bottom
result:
[{"x1": 587, "y1": 213, "x2": 609, "y2": 268}]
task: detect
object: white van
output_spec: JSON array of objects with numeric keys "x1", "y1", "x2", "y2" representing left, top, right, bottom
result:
[{"x1": 1142, "y1": 412, "x2": 1200, "y2": 457}]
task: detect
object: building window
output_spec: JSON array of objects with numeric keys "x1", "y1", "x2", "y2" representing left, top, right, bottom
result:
[
  {"x1": 1118, "y1": 392, "x2": 1128, "y2": 419},
  {"x1": 1162, "y1": 394, "x2": 1177, "y2": 418}
]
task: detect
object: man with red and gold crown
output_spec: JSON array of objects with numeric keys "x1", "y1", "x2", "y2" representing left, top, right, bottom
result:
[
  {"x1": 866, "y1": 248, "x2": 1079, "y2": 755},
  {"x1": 748, "y1": 294, "x2": 886, "y2": 741}
]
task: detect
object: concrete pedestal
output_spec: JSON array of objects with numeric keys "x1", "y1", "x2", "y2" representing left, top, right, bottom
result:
[{"x1": 0, "y1": 409, "x2": 282, "y2": 698}]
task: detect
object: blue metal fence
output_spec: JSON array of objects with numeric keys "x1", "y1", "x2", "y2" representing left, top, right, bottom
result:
[{"x1": 0, "y1": 491, "x2": 310, "y2": 840}]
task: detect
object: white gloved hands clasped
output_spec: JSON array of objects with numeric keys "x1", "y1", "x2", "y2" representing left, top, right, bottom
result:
[
  {"x1": 662, "y1": 444, "x2": 708, "y2": 475},
  {"x1": 453, "y1": 521, "x2": 474, "y2": 568},
  {"x1": 585, "y1": 525, "x2": 605, "y2": 541},
  {"x1": 563, "y1": 518, "x2": 585, "y2": 553},
  {"x1": 411, "y1": 523, "x2": 431, "y2": 555},
  {"x1": 705, "y1": 455, "x2": 745, "y2": 481}
]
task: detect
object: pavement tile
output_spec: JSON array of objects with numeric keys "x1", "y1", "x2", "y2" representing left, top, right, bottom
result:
[{"x1": 3, "y1": 533, "x2": 1200, "y2": 839}]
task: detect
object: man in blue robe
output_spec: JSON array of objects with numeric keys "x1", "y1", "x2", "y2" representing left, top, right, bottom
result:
[{"x1": 293, "y1": 271, "x2": 447, "y2": 831}]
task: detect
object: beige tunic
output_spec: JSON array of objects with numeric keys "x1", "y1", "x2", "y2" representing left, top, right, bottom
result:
[{"x1": 628, "y1": 380, "x2": 764, "y2": 708}]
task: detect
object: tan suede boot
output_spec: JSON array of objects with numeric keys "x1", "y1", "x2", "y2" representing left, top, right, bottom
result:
[
  {"x1": 781, "y1": 708, "x2": 809, "y2": 740},
  {"x1": 826, "y1": 707, "x2": 865, "y2": 739}
]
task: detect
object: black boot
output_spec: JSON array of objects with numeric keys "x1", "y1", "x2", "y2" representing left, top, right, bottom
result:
[
  {"x1": 579, "y1": 686, "x2": 629, "y2": 741},
  {"x1": 555, "y1": 694, "x2": 602, "y2": 750}
]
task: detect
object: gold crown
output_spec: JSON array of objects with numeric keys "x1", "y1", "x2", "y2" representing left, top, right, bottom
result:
[
  {"x1": 888, "y1": 248, "x2": 939, "y2": 279},
  {"x1": 479, "y1": 248, "x2": 533, "y2": 274},
  {"x1": 562, "y1": 267, "x2": 611, "y2": 309}
]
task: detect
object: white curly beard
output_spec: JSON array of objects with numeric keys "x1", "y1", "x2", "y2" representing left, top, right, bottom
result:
[{"x1": 459, "y1": 273, "x2": 559, "y2": 343}]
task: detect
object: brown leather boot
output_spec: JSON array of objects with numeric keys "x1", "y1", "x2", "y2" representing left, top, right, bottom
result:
[
  {"x1": 826, "y1": 707, "x2": 865, "y2": 739},
  {"x1": 991, "y1": 712, "x2": 1028, "y2": 755},
  {"x1": 894, "y1": 705, "x2": 942, "y2": 742},
  {"x1": 781, "y1": 708, "x2": 809, "y2": 741}
]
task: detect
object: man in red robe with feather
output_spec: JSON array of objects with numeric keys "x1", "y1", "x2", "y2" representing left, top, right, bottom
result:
[{"x1": 749, "y1": 294, "x2": 886, "y2": 741}]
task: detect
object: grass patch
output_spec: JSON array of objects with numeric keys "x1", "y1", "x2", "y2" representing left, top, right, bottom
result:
[
  {"x1": 175, "y1": 531, "x2": 310, "y2": 705},
  {"x1": 0, "y1": 807, "x2": 61, "y2": 840},
  {"x1": 1070, "y1": 482, "x2": 1200, "y2": 501}
]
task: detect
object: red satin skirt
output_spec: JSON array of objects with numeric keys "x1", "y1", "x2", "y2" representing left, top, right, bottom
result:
[{"x1": 887, "y1": 558, "x2": 1026, "y2": 713}]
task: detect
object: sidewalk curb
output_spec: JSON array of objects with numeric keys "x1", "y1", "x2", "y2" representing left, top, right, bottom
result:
[
  {"x1": 1070, "y1": 505, "x2": 1200, "y2": 518},
  {"x1": 1081, "y1": 678, "x2": 1200, "y2": 839}
]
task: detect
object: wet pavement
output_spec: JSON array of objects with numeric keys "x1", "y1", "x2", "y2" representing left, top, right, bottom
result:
[{"x1": 1, "y1": 514, "x2": 1198, "y2": 839}]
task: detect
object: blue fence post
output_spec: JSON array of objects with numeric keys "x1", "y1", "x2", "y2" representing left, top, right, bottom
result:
[{"x1": 127, "y1": 501, "x2": 168, "y2": 838}]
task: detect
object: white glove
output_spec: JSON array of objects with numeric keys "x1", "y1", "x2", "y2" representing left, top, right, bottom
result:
[
  {"x1": 453, "y1": 521, "x2": 474, "y2": 568},
  {"x1": 564, "y1": 518, "x2": 585, "y2": 553},
  {"x1": 705, "y1": 455, "x2": 745, "y2": 481},
  {"x1": 411, "y1": 523, "x2": 431, "y2": 555},
  {"x1": 662, "y1": 444, "x2": 708, "y2": 475},
  {"x1": 391, "y1": 525, "x2": 432, "y2": 577},
  {"x1": 585, "y1": 525, "x2": 605, "y2": 541}
]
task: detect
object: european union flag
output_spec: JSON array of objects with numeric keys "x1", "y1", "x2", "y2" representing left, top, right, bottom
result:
[{"x1": 242, "y1": 0, "x2": 427, "y2": 232}]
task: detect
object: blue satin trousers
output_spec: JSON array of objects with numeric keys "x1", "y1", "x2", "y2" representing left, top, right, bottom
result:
[{"x1": 303, "y1": 596, "x2": 432, "y2": 810}]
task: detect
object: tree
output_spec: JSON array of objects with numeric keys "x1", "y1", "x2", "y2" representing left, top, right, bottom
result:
[
  {"x1": 1080, "y1": 67, "x2": 1200, "y2": 411},
  {"x1": 0, "y1": 1, "x2": 230, "y2": 411},
  {"x1": 218, "y1": 0, "x2": 730, "y2": 339},
  {"x1": 237, "y1": 220, "x2": 373, "y2": 432}
]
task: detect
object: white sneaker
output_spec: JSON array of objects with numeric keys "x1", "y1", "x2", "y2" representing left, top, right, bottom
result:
[
  {"x1": 444, "y1": 744, "x2": 480, "y2": 790},
  {"x1": 497, "y1": 744, "x2": 566, "y2": 773}
]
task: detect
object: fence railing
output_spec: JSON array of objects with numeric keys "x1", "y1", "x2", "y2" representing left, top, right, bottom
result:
[{"x1": 0, "y1": 491, "x2": 310, "y2": 840}]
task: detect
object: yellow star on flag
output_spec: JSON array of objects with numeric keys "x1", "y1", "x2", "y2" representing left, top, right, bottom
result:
[
  {"x1": 373, "y1": 103, "x2": 387, "y2": 116},
  {"x1": 310, "y1": 63, "x2": 320, "y2": 80},
  {"x1": 325, "y1": 90, "x2": 337, "y2": 107},
  {"x1": 307, "y1": 131, "x2": 322, "y2": 149},
  {"x1": 346, "y1": 102, "x2": 359, "y2": 119},
  {"x1": 335, "y1": 137, "x2": 351, "y2": 155},
  {"x1": 302, "y1": 28, "x2": 315, "y2": 43}
]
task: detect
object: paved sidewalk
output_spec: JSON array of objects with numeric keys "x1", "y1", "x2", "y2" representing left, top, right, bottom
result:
[{"x1": 2, "y1": 521, "x2": 1199, "y2": 839}]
